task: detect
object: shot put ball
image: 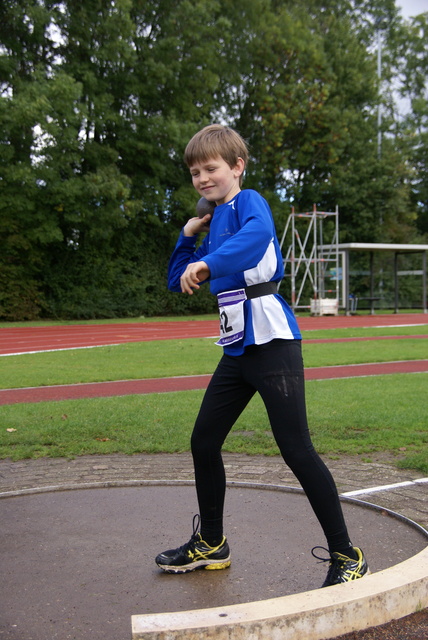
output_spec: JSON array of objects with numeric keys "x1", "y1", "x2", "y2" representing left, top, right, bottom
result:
[{"x1": 196, "y1": 197, "x2": 216, "y2": 219}]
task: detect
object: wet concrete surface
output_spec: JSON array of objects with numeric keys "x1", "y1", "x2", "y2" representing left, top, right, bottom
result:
[
  {"x1": 0, "y1": 471, "x2": 427, "y2": 640},
  {"x1": 0, "y1": 453, "x2": 427, "y2": 640}
]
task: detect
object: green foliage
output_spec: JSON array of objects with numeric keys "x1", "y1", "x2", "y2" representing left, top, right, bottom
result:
[
  {"x1": 1, "y1": 0, "x2": 426, "y2": 320},
  {"x1": 393, "y1": 13, "x2": 428, "y2": 236}
]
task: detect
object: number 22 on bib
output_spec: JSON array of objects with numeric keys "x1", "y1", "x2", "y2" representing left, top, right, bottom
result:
[{"x1": 216, "y1": 289, "x2": 247, "y2": 347}]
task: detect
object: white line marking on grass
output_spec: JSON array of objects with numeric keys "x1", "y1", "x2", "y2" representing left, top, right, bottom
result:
[
  {"x1": 342, "y1": 478, "x2": 428, "y2": 497},
  {"x1": 0, "y1": 337, "x2": 220, "y2": 356},
  {"x1": 373, "y1": 323, "x2": 428, "y2": 328},
  {"x1": 0, "y1": 344, "x2": 121, "y2": 356}
]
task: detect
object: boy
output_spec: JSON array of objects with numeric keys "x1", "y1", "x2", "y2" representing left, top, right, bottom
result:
[{"x1": 155, "y1": 124, "x2": 369, "y2": 587}]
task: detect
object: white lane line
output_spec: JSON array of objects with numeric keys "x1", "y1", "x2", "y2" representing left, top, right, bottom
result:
[
  {"x1": 0, "y1": 344, "x2": 121, "y2": 356},
  {"x1": 373, "y1": 324, "x2": 428, "y2": 328},
  {"x1": 0, "y1": 338, "x2": 220, "y2": 356},
  {"x1": 342, "y1": 477, "x2": 428, "y2": 497}
]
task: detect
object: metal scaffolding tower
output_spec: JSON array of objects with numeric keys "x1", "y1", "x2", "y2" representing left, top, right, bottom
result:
[{"x1": 279, "y1": 205, "x2": 340, "y2": 315}]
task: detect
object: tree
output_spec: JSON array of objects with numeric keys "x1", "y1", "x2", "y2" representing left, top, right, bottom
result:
[
  {"x1": 0, "y1": 0, "x2": 426, "y2": 320},
  {"x1": 393, "y1": 12, "x2": 428, "y2": 235},
  {"x1": 0, "y1": 0, "x2": 60, "y2": 318}
]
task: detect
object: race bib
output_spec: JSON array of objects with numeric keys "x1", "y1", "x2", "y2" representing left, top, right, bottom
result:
[{"x1": 216, "y1": 289, "x2": 247, "y2": 347}]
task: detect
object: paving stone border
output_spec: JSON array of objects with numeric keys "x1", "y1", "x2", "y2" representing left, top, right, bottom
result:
[{"x1": 1, "y1": 452, "x2": 427, "y2": 531}]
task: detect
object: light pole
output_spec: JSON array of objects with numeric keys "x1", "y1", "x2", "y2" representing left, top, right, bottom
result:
[{"x1": 377, "y1": 26, "x2": 382, "y2": 160}]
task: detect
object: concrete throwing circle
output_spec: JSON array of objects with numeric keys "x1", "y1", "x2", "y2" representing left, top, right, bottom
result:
[{"x1": 1, "y1": 483, "x2": 427, "y2": 640}]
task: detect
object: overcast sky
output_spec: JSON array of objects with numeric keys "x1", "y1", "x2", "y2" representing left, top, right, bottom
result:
[{"x1": 396, "y1": 0, "x2": 428, "y2": 18}]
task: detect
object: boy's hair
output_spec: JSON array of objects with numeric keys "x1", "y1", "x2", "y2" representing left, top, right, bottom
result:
[{"x1": 184, "y1": 124, "x2": 249, "y2": 186}]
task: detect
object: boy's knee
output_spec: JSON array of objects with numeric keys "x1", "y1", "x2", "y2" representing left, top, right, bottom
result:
[
  {"x1": 191, "y1": 430, "x2": 208, "y2": 458},
  {"x1": 191, "y1": 426, "x2": 221, "y2": 461}
]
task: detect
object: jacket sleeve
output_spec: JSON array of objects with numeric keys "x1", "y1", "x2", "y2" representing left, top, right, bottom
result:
[
  {"x1": 167, "y1": 232, "x2": 211, "y2": 292},
  {"x1": 203, "y1": 191, "x2": 275, "y2": 280}
]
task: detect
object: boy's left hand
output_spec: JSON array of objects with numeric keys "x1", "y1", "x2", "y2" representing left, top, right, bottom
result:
[{"x1": 180, "y1": 261, "x2": 210, "y2": 294}]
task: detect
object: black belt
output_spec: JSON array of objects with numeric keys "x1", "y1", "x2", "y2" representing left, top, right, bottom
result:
[{"x1": 245, "y1": 282, "x2": 278, "y2": 299}]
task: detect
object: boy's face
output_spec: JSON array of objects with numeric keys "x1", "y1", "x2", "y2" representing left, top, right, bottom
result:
[{"x1": 189, "y1": 155, "x2": 244, "y2": 206}]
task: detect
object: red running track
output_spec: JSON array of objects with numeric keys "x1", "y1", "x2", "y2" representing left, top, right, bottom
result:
[
  {"x1": 1, "y1": 360, "x2": 427, "y2": 406},
  {"x1": 1, "y1": 313, "x2": 427, "y2": 405},
  {"x1": 1, "y1": 313, "x2": 427, "y2": 356}
]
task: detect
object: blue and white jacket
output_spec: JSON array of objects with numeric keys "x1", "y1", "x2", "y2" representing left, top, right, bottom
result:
[{"x1": 168, "y1": 189, "x2": 301, "y2": 355}]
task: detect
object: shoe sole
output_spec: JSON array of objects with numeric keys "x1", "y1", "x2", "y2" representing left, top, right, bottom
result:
[{"x1": 157, "y1": 558, "x2": 231, "y2": 574}]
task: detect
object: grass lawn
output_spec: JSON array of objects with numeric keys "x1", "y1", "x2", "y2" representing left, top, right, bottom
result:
[
  {"x1": 2, "y1": 326, "x2": 427, "y2": 389},
  {"x1": 0, "y1": 321, "x2": 427, "y2": 472},
  {"x1": 0, "y1": 374, "x2": 426, "y2": 472}
]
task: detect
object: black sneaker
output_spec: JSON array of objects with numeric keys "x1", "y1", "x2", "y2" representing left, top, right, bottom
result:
[
  {"x1": 155, "y1": 515, "x2": 231, "y2": 574},
  {"x1": 312, "y1": 546, "x2": 370, "y2": 587}
]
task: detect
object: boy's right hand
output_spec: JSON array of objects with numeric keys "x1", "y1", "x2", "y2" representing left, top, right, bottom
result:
[{"x1": 183, "y1": 215, "x2": 212, "y2": 236}]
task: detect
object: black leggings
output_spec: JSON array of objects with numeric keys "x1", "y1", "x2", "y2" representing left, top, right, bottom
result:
[{"x1": 191, "y1": 339, "x2": 351, "y2": 551}]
